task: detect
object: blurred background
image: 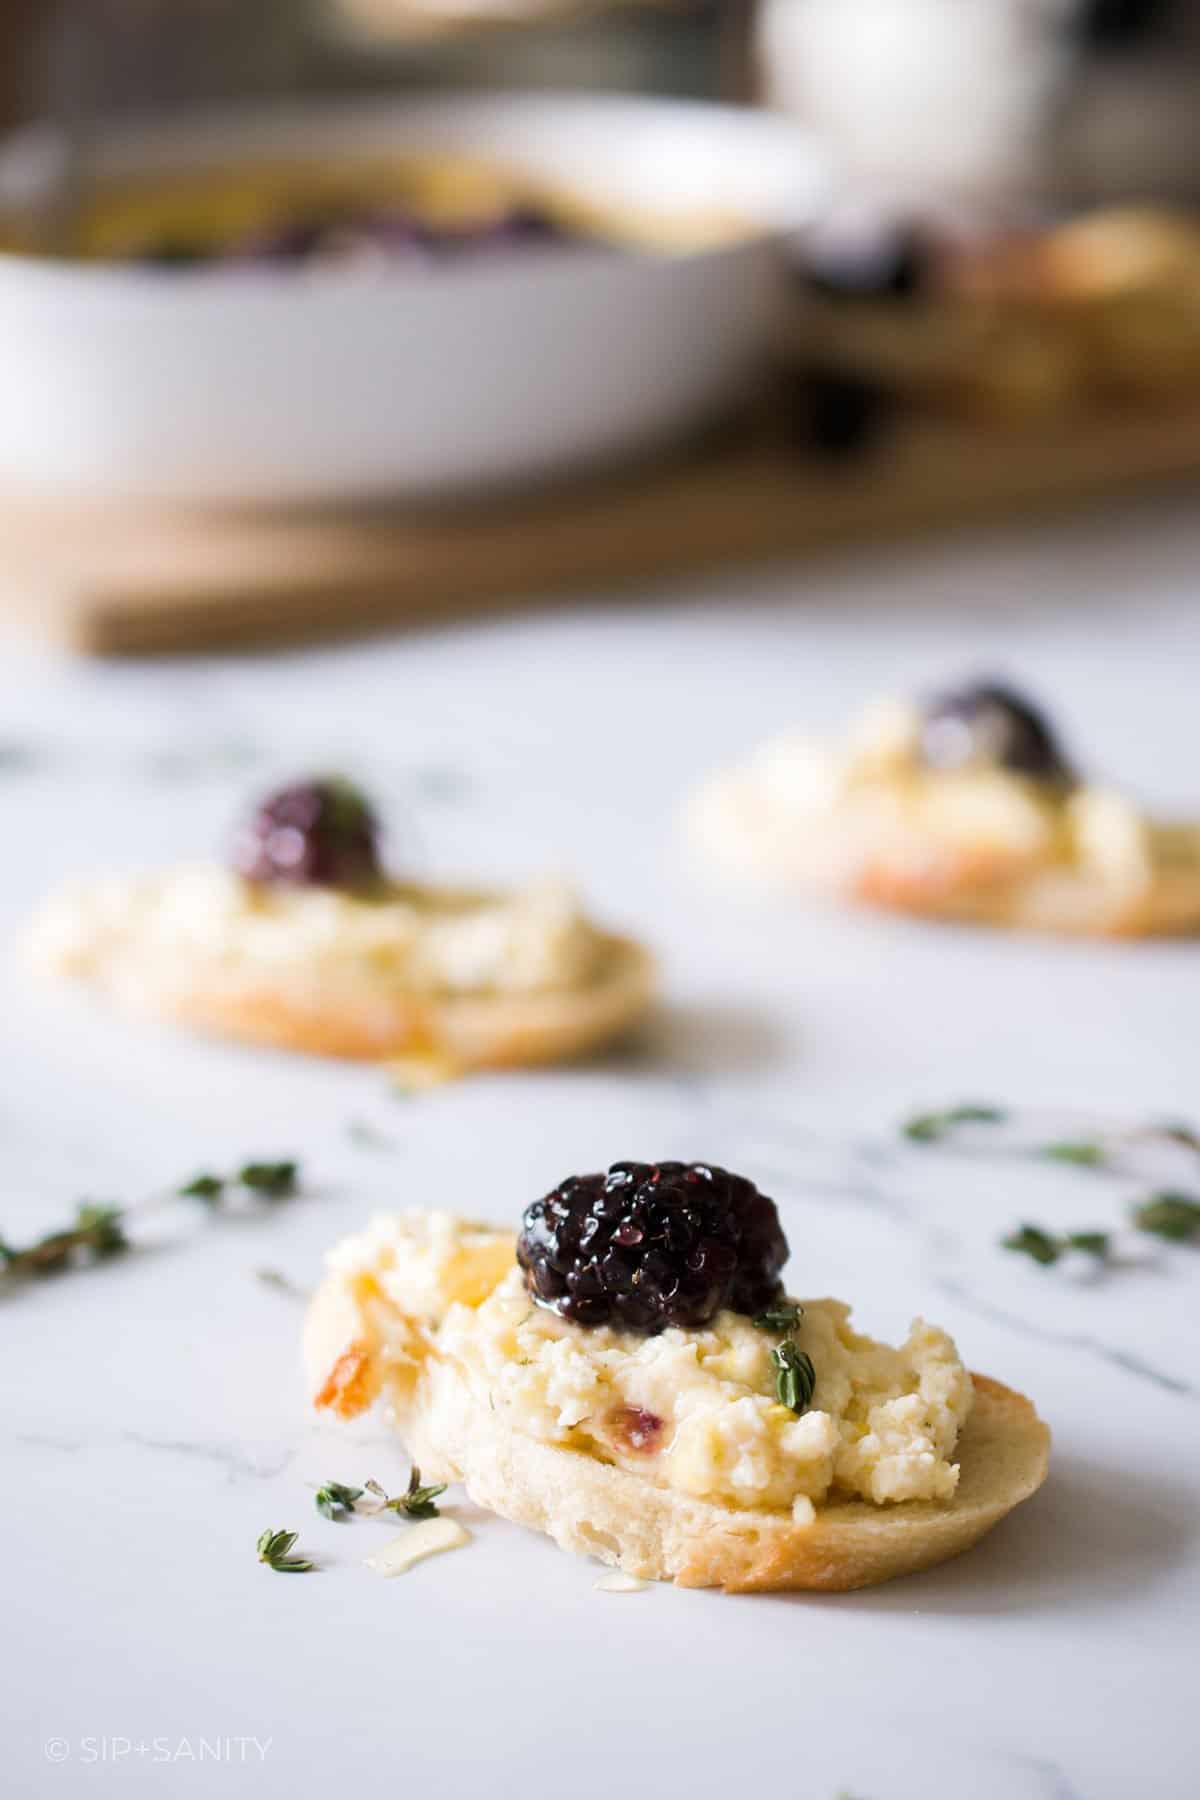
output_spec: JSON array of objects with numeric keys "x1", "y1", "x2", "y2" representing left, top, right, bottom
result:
[
  {"x1": 2, "y1": 2, "x2": 1199, "y2": 653},
  {"x1": 7, "y1": 2, "x2": 1200, "y2": 192}
]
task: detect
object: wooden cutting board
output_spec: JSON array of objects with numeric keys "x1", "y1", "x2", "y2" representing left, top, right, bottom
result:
[{"x1": 4, "y1": 400, "x2": 1200, "y2": 655}]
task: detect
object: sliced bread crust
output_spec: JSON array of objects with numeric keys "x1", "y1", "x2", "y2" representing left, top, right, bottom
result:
[
  {"x1": 37, "y1": 920, "x2": 654, "y2": 1067},
  {"x1": 691, "y1": 775, "x2": 1200, "y2": 938},
  {"x1": 304, "y1": 1277, "x2": 1049, "y2": 1592}
]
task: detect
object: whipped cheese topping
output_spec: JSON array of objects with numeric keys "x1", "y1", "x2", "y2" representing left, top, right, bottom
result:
[
  {"x1": 325, "y1": 1212, "x2": 974, "y2": 1514},
  {"x1": 26, "y1": 866, "x2": 610, "y2": 1000},
  {"x1": 692, "y1": 698, "x2": 1186, "y2": 899}
]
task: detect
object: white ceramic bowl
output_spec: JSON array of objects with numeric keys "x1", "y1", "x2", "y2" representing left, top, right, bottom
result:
[{"x1": 0, "y1": 93, "x2": 826, "y2": 505}]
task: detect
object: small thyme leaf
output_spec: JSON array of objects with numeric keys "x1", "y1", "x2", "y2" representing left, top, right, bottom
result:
[
  {"x1": 256, "y1": 1527, "x2": 314, "y2": 1573},
  {"x1": 1002, "y1": 1224, "x2": 1062, "y2": 1265},
  {"x1": 753, "y1": 1301, "x2": 803, "y2": 1333},
  {"x1": 75, "y1": 1204, "x2": 128, "y2": 1257},
  {"x1": 180, "y1": 1173, "x2": 225, "y2": 1202},
  {"x1": 1133, "y1": 1191, "x2": 1200, "y2": 1242},
  {"x1": 238, "y1": 1161, "x2": 298, "y2": 1199},
  {"x1": 314, "y1": 1481, "x2": 364, "y2": 1521},
  {"x1": 771, "y1": 1342, "x2": 816, "y2": 1415},
  {"x1": 364, "y1": 1468, "x2": 447, "y2": 1521},
  {"x1": 398, "y1": 1467, "x2": 447, "y2": 1520},
  {"x1": 1064, "y1": 1230, "x2": 1110, "y2": 1258},
  {"x1": 902, "y1": 1104, "x2": 1006, "y2": 1143},
  {"x1": 1038, "y1": 1141, "x2": 1106, "y2": 1168}
]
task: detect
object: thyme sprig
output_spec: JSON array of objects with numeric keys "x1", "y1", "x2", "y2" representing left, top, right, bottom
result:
[
  {"x1": 903, "y1": 1104, "x2": 1200, "y2": 1173},
  {"x1": 1002, "y1": 1224, "x2": 1111, "y2": 1267},
  {"x1": 2, "y1": 1159, "x2": 303, "y2": 1291},
  {"x1": 180, "y1": 1161, "x2": 298, "y2": 1203},
  {"x1": 363, "y1": 1469, "x2": 447, "y2": 1522},
  {"x1": 0, "y1": 1204, "x2": 127, "y2": 1279},
  {"x1": 903, "y1": 1104, "x2": 1007, "y2": 1143},
  {"x1": 310, "y1": 1469, "x2": 447, "y2": 1525},
  {"x1": 256, "y1": 1528, "x2": 314, "y2": 1574},
  {"x1": 1003, "y1": 1194, "x2": 1200, "y2": 1266}
]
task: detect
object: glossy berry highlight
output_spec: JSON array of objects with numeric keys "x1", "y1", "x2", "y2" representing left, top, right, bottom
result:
[
  {"x1": 232, "y1": 777, "x2": 382, "y2": 889},
  {"x1": 919, "y1": 681, "x2": 1073, "y2": 782},
  {"x1": 517, "y1": 1160, "x2": 789, "y2": 1334}
]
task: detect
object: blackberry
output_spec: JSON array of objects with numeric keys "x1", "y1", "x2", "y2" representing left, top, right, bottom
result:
[
  {"x1": 517, "y1": 1161, "x2": 788, "y2": 1334},
  {"x1": 919, "y1": 681, "x2": 1073, "y2": 783},
  {"x1": 784, "y1": 364, "x2": 892, "y2": 459},
  {"x1": 231, "y1": 777, "x2": 382, "y2": 889}
]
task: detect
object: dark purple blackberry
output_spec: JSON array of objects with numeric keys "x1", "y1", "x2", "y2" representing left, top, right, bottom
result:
[
  {"x1": 785, "y1": 364, "x2": 892, "y2": 459},
  {"x1": 231, "y1": 777, "x2": 382, "y2": 889},
  {"x1": 517, "y1": 1161, "x2": 789, "y2": 1334},
  {"x1": 919, "y1": 681, "x2": 1074, "y2": 783}
]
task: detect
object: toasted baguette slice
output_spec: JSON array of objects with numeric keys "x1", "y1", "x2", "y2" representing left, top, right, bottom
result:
[
  {"x1": 690, "y1": 774, "x2": 1200, "y2": 939},
  {"x1": 851, "y1": 858, "x2": 1200, "y2": 938},
  {"x1": 304, "y1": 1279, "x2": 1049, "y2": 1593},
  {"x1": 26, "y1": 875, "x2": 655, "y2": 1067},
  {"x1": 157, "y1": 931, "x2": 655, "y2": 1066}
]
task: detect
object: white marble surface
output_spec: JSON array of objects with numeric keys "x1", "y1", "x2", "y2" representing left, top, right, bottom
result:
[{"x1": 4, "y1": 493, "x2": 1199, "y2": 1800}]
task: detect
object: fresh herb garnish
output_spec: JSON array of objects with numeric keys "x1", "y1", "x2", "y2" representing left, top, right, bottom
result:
[
  {"x1": 1133, "y1": 1192, "x2": 1200, "y2": 1242},
  {"x1": 179, "y1": 1161, "x2": 300, "y2": 1204},
  {"x1": 1038, "y1": 1141, "x2": 1107, "y2": 1168},
  {"x1": 256, "y1": 1528, "x2": 314, "y2": 1573},
  {"x1": 771, "y1": 1342, "x2": 816, "y2": 1415},
  {"x1": 754, "y1": 1300, "x2": 803, "y2": 1333},
  {"x1": 1002, "y1": 1223, "x2": 1110, "y2": 1266},
  {"x1": 179, "y1": 1173, "x2": 225, "y2": 1202},
  {"x1": 364, "y1": 1468, "x2": 447, "y2": 1521},
  {"x1": 904, "y1": 1107, "x2": 1200, "y2": 1172},
  {"x1": 4, "y1": 1159, "x2": 302, "y2": 1293},
  {"x1": 1002, "y1": 1224, "x2": 1062, "y2": 1265},
  {"x1": 0, "y1": 1203, "x2": 128, "y2": 1279},
  {"x1": 903, "y1": 1104, "x2": 1006, "y2": 1143},
  {"x1": 314, "y1": 1481, "x2": 364, "y2": 1521},
  {"x1": 1064, "y1": 1230, "x2": 1111, "y2": 1257},
  {"x1": 237, "y1": 1161, "x2": 298, "y2": 1199}
]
